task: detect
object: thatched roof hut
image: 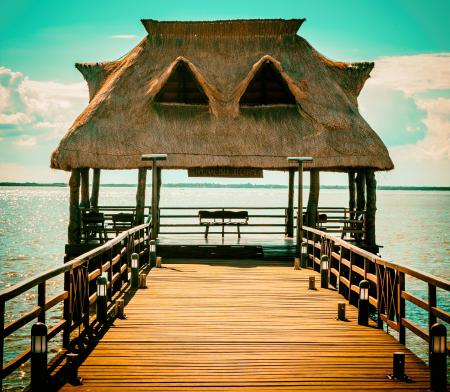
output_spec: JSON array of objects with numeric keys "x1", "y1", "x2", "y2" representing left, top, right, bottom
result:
[{"x1": 51, "y1": 19, "x2": 393, "y2": 173}]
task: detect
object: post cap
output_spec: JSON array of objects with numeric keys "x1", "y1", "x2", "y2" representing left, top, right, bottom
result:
[
  {"x1": 142, "y1": 154, "x2": 167, "y2": 161},
  {"x1": 31, "y1": 322, "x2": 47, "y2": 336},
  {"x1": 431, "y1": 323, "x2": 447, "y2": 336},
  {"x1": 359, "y1": 279, "x2": 370, "y2": 288}
]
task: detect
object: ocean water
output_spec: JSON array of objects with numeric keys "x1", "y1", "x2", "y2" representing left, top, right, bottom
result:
[{"x1": 0, "y1": 186, "x2": 449, "y2": 389}]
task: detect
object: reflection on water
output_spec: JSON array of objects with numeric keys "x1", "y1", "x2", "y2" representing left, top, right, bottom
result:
[{"x1": 0, "y1": 186, "x2": 449, "y2": 390}]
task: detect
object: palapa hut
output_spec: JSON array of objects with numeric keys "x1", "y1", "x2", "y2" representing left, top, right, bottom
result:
[{"x1": 50, "y1": 19, "x2": 393, "y2": 249}]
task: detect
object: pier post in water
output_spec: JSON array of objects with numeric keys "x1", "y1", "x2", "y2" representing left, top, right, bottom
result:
[
  {"x1": 286, "y1": 168, "x2": 295, "y2": 237},
  {"x1": 68, "y1": 169, "x2": 81, "y2": 244},
  {"x1": 80, "y1": 168, "x2": 90, "y2": 209},
  {"x1": 306, "y1": 169, "x2": 320, "y2": 228},
  {"x1": 365, "y1": 169, "x2": 377, "y2": 247},
  {"x1": 90, "y1": 168, "x2": 101, "y2": 209},
  {"x1": 135, "y1": 168, "x2": 147, "y2": 225}
]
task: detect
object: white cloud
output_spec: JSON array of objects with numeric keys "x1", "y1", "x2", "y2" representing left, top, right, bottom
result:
[
  {"x1": 365, "y1": 53, "x2": 450, "y2": 182},
  {"x1": 0, "y1": 66, "x2": 87, "y2": 143},
  {"x1": 368, "y1": 53, "x2": 450, "y2": 96},
  {"x1": 13, "y1": 136, "x2": 37, "y2": 147},
  {"x1": 110, "y1": 34, "x2": 137, "y2": 39}
]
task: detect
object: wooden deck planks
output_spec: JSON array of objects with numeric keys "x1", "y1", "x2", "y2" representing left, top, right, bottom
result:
[{"x1": 61, "y1": 260, "x2": 430, "y2": 391}]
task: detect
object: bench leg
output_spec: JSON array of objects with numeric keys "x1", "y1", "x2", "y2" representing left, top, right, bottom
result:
[
  {"x1": 205, "y1": 225, "x2": 209, "y2": 239},
  {"x1": 222, "y1": 224, "x2": 224, "y2": 238},
  {"x1": 237, "y1": 224, "x2": 241, "y2": 239}
]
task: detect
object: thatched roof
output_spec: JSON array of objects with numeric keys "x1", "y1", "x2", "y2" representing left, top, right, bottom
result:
[{"x1": 51, "y1": 19, "x2": 394, "y2": 172}]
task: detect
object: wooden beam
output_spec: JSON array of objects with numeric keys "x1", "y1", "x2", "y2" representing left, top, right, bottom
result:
[
  {"x1": 348, "y1": 169, "x2": 355, "y2": 219},
  {"x1": 136, "y1": 168, "x2": 147, "y2": 225},
  {"x1": 90, "y1": 168, "x2": 101, "y2": 209},
  {"x1": 68, "y1": 169, "x2": 81, "y2": 244},
  {"x1": 306, "y1": 169, "x2": 320, "y2": 228},
  {"x1": 355, "y1": 170, "x2": 366, "y2": 212},
  {"x1": 286, "y1": 168, "x2": 295, "y2": 237},
  {"x1": 156, "y1": 167, "x2": 162, "y2": 236},
  {"x1": 365, "y1": 169, "x2": 376, "y2": 246},
  {"x1": 80, "y1": 168, "x2": 90, "y2": 209}
]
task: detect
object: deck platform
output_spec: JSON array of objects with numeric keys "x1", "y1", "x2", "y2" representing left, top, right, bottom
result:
[{"x1": 61, "y1": 260, "x2": 429, "y2": 391}]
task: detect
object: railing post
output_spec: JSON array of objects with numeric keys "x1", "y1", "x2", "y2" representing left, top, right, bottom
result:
[
  {"x1": 0, "y1": 300, "x2": 4, "y2": 391},
  {"x1": 320, "y1": 255, "x2": 329, "y2": 289},
  {"x1": 37, "y1": 282, "x2": 46, "y2": 324},
  {"x1": 428, "y1": 283, "x2": 437, "y2": 363},
  {"x1": 63, "y1": 270, "x2": 71, "y2": 349},
  {"x1": 131, "y1": 253, "x2": 139, "y2": 289},
  {"x1": 398, "y1": 272, "x2": 406, "y2": 344},
  {"x1": 430, "y1": 323, "x2": 447, "y2": 392},
  {"x1": 31, "y1": 322, "x2": 48, "y2": 390}
]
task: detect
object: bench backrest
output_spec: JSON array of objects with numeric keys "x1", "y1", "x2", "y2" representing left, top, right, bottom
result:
[{"x1": 199, "y1": 210, "x2": 248, "y2": 220}]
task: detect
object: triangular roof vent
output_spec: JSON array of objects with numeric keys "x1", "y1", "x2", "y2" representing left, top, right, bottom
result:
[
  {"x1": 240, "y1": 61, "x2": 296, "y2": 106},
  {"x1": 155, "y1": 61, "x2": 208, "y2": 105}
]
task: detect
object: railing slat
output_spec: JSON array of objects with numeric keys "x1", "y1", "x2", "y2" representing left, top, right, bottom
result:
[{"x1": 4, "y1": 306, "x2": 41, "y2": 337}]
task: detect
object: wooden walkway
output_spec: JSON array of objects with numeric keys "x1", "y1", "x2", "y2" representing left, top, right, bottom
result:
[{"x1": 61, "y1": 260, "x2": 430, "y2": 391}]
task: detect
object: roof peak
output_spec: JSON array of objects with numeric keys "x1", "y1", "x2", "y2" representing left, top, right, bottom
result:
[{"x1": 141, "y1": 19, "x2": 305, "y2": 37}]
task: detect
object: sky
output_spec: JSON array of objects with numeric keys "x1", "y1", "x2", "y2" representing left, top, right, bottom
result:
[{"x1": 0, "y1": 0, "x2": 449, "y2": 186}]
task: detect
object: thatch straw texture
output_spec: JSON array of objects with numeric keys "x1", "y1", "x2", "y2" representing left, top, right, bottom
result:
[{"x1": 51, "y1": 19, "x2": 393, "y2": 172}]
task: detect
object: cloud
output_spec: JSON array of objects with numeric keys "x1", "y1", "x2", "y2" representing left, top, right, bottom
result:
[
  {"x1": 13, "y1": 136, "x2": 37, "y2": 147},
  {"x1": 110, "y1": 34, "x2": 137, "y2": 39},
  {"x1": 0, "y1": 66, "x2": 87, "y2": 143},
  {"x1": 368, "y1": 53, "x2": 450, "y2": 96},
  {"x1": 364, "y1": 53, "x2": 450, "y2": 180}
]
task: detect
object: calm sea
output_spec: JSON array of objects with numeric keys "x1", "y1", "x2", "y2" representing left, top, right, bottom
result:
[{"x1": 0, "y1": 186, "x2": 449, "y2": 389}]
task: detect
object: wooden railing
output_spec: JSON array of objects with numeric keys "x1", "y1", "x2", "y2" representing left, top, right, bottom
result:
[
  {"x1": 303, "y1": 226, "x2": 450, "y2": 362},
  {"x1": 77, "y1": 205, "x2": 366, "y2": 240},
  {"x1": 0, "y1": 223, "x2": 151, "y2": 390},
  {"x1": 159, "y1": 206, "x2": 365, "y2": 238}
]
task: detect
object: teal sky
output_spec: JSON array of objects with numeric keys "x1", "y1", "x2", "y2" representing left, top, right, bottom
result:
[
  {"x1": 1, "y1": 0, "x2": 449, "y2": 81},
  {"x1": 0, "y1": 0, "x2": 449, "y2": 185}
]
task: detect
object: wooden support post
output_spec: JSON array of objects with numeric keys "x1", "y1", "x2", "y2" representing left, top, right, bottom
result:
[
  {"x1": 365, "y1": 169, "x2": 376, "y2": 246},
  {"x1": 348, "y1": 169, "x2": 355, "y2": 220},
  {"x1": 307, "y1": 169, "x2": 320, "y2": 228},
  {"x1": 136, "y1": 168, "x2": 147, "y2": 225},
  {"x1": 297, "y1": 164, "x2": 303, "y2": 254},
  {"x1": 68, "y1": 169, "x2": 81, "y2": 244},
  {"x1": 286, "y1": 168, "x2": 295, "y2": 237},
  {"x1": 355, "y1": 170, "x2": 366, "y2": 241},
  {"x1": 355, "y1": 170, "x2": 366, "y2": 212},
  {"x1": 90, "y1": 168, "x2": 100, "y2": 208},
  {"x1": 156, "y1": 167, "x2": 162, "y2": 236},
  {"x1": 80, "y1": 168, "x2": 90, "y2": 209}
]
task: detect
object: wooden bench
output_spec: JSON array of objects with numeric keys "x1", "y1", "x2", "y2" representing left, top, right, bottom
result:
[
  {"x1": 81, "y1": 211, "x2": 108, "y2": 243},
  {"x1": 111, "y1": 213, "x2": 135, "y2": 235},
  {"x1": 199, "y1": 210, "x2": 249, "y2": 238}
]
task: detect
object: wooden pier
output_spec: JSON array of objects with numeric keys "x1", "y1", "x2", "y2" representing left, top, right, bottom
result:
[
  {"x1": 1, "y1": 223, "x2": 448, "y2": 391},
  {"x1": 61, "y1": 260, "x2": 429, "y2": 391}
]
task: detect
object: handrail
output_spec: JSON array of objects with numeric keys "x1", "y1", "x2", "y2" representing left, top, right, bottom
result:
[
  {"x1": 0, "y1": 222, "x2": 151, "y2": 390},
  {"x1": 304, "y1": 226, "x2": 449, "y2": 290},
  {"x1": 0, "y1": 223, "x2": 150, "y2": 302},
  {"x1": 302, "y1": 225, "x2": 450, "y2": 364}
]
